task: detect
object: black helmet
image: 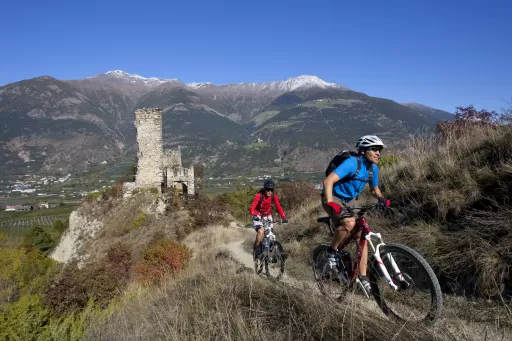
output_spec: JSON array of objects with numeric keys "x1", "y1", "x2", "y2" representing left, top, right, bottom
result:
[{"x1": 263, "y1": 179, "x2": 274, "y2": 190}]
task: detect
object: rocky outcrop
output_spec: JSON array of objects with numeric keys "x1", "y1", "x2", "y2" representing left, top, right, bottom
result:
[{"x1": 49, "y1": 209, "x2": 103, "y2": 267}]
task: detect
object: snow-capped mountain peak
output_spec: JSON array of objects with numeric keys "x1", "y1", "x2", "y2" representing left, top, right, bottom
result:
[
  {"x1": 101, "y1": 70, "x2": 181, "y2": 87},
  {"x1": 187, "y1": 82, "x2": 214, "y2": 89},
  {"x1": 87, "y1": 70, "x2": 346, "y2": 93},
  {"x1": 185, "y1": 75, "x2": 345, "y2": 93},
  {"x1": 273, "y1": 75, "x2": 341, "y2": 91},
  {"x1": 187, "y1": 75, "x2": 347, "y2": 92}
]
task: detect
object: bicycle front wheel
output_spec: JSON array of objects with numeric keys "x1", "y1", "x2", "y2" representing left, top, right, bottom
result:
[
  {"x1": 369, "y1": 243, "x2": 443, "y2": 324},
  {"x1": 265, "y1": 241, "x2": 285, "y2": 280}
]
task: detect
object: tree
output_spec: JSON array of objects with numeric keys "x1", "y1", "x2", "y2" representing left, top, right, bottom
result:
[
  {"x1": 500, "y1": 98, "x2": 512, "y2": 125},
  {"x1": 453, "y1": 105, "x2": 500, "y2": 125},
  {"x1": 436, "y1": 105, "x2": 501, "y2": 138},
  {"x1": 23, "y1": 225, "x2": 55, "y2": 254}
]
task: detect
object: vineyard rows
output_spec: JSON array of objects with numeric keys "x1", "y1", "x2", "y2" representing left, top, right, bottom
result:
[{"x1": 0, "y1": 215, "x2": 69, "y2": 228}]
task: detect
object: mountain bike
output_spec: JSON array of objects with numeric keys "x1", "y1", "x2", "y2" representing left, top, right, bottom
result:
[
  {"x1": 253, "y1": 216, "x2": 287, "y2": 280},
  {"x1": 310, "y1": 203, "x2": 443, "y2": 324}
]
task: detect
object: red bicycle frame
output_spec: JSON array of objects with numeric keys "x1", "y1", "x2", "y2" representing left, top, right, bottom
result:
[{"x1": 336, "y1": 215, "x2": 373, "y2": 282}]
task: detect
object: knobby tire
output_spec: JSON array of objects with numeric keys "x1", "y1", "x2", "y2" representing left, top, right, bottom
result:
[{"x1": 369, "y1": 243, "x2": 443, "y2": 324}]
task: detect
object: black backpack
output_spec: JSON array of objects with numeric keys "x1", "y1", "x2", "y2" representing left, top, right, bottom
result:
[
  {"x1": 258, "y1": 188, "x2": 276, "y2": 207},
  {"x1": 325, "y1": 150, "x2": 373, "y2": 183}
]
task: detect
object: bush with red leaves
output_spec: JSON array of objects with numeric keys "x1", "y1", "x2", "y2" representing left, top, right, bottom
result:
[{"x1": 134, "y1": 233, "x2": 193, "y2": 284}]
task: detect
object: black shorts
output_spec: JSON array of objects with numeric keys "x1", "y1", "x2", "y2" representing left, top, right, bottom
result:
[{"x1": 320, "y1": 193, "x2": 354, "y2": 227}]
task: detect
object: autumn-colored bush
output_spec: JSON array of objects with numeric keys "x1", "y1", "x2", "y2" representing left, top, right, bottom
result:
[
  {"x1": 134, "y1": 233, "x2": 192, "y2": 284},
  {"x1": 187, "y1": 193, "x2": 230, "y2": 228},
  {"x1": 104, "y1": 242, "x2": 133, "y2": 285},
  {"x1": 275, "y1": 181, "x2": 318, "y2": 212},
  {"x1": 436, "y1": 105, "x2": 501, "y2": 139},
  {"x1": 43, "y1": 264, "x2": 118, "y2": 316}
]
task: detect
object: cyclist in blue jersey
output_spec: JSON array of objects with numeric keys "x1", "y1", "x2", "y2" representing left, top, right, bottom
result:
[{"x1": 321, "y1": 135, "x2": 390, "y2": 292}]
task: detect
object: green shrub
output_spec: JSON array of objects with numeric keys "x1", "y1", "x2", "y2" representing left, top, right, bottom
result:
[
  {"x1": 379, "y1": 154, "x2": 399, "y2": 168},
  {"x1": 52, "y1": 219, "x2": 67, "y2": 235},
  {"x1": 0, "y1": 293, "x2": 101, "y2": 341},
  {"x1": 85, "y1": 181, "x2": 124, "y2": 203},
  {"x1": 114, "y1": 212, "x2": 147, "y2": 236},
  {"x1": 0, "y1": 294, "x2": 50, "y2": 340},
  {"x1": 23, "y1": 225, "x2": 55, "y2": 255},
  {"x1": 0, "y1": 246, "x2": 56, "y2": 305},
  {"x1": 216, "y1": 186, "x2": 257, "y2": 221}
]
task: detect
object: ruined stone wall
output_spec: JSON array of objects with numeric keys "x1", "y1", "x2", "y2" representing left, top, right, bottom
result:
[
  {"x1": 134, "y1": 108, "x2": 163, "y2": 188},
  {"x1": 187, "y1": 164, "x2": 195, "y2": 195},
  {"x1": 163, "y1": 148, "x2": 182, "y2": 170},
  {"x1": 164, "y1": 146, "x2": 195, "y2": 195}
]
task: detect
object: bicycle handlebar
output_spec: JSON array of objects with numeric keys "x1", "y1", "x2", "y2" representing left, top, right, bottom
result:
[{"x1": 343, "y1": 203, "x2": 385, "y2": 215}]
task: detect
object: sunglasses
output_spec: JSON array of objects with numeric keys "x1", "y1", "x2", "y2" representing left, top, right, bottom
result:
[
  {"x1": 367, "y1": 147, "x2": 383, "y2": 153},
  {"x1": 264, "y1": 187, "x2": 273, "y2": 191}
]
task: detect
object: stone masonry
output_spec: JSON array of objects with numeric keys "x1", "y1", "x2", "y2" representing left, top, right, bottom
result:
[
  {"x1": 163, "y1": 147, "x2": 195, "y2": 195},
  {"x1": 133, "y1": 108, "x2": 195, "y2": 196},
  {"x1": 134, "y1": 108, "x2": 164, "y2": 188}
]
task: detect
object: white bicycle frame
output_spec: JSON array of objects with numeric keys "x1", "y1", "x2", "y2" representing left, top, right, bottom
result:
[
  {"x1": 261, "y1": 217, "x2": 276, "y2": 252},
  {"x1": 365, "y1": 231, "x2": 405, "y2": 291}
]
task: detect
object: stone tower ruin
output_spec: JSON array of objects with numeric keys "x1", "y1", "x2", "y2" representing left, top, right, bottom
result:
[
  {"x1": 134, "y1": 108, "x2": 164, "y2": 189},
  {"x1": 132, "y1": 108, "x2": 195, "y2": 196}
]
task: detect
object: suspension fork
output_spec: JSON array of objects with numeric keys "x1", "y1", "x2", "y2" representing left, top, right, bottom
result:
[{"x1": 361, "y1": 222, "x2": 401, "y2": 291}]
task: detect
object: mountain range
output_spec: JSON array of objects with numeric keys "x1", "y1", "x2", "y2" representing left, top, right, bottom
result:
[{"x1": 0, "y1": 70, "x2": 454, "y2": 176}]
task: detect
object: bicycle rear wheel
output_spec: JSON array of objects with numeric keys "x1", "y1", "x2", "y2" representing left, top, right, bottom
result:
[
  {"x1": 311, "y1": 244, "x2": 351, "y2": 299},
  {"x1": 369, "y1": 243, "x2": 443, "y2": 324}
]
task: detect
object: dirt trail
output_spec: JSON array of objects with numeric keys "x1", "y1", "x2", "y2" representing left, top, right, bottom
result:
[
  {"x1": 221, "y1": 235, "x2": 386, "y2": 319},
  {"x1": 223, "y1": 239, "x2": 315, "y2": 291}
]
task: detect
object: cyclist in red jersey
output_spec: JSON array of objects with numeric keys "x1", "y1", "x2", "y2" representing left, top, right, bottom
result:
[{"x1": 249, "y1": 179, "x2": 288, "y2": 260}]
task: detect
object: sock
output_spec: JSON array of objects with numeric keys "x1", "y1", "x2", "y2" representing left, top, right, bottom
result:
[{"x1": 327, "y1": 246, "x2": 337, "y2": 254}]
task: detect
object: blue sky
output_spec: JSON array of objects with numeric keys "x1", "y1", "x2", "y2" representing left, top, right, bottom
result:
[{"x1": 1, "y1": 0, "x2": 510, "y2": 113}]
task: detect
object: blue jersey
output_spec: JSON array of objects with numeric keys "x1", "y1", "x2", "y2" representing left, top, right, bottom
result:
[{"x1": 329, "y1": 155, "x2": 379, "y2": 203}]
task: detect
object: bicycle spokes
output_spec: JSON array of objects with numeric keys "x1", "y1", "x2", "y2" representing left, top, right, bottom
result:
[{"x1": 371, "y1": 244, "x2": 443, "y2": 323}]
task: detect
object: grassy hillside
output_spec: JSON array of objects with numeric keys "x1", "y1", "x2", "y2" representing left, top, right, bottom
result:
[{"x1": 379, "y1": 124, "x2": 512, "y2": 298}]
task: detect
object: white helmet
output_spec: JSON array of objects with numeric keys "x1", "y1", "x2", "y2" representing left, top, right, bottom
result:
[{"x1": 356, "y1": 135, "x2": 386, "y2": 149}]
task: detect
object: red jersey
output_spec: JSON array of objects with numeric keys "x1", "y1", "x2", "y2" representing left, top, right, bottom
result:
[{"x1": 249, "y1": 192, "x2": 286, "y2": 219}]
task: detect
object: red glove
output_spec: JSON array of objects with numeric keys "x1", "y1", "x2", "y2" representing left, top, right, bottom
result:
[
  {"x1": 378, "y1": 196, "x2": 390, "y2": 207},
  {"x1": 327, "y1": 201, "x2": 342, "y2": 214}
]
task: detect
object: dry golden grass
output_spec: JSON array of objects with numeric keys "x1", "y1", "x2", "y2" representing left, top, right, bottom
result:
[
  {"x1": 378, "y1": 125, "x2": 512, "y2": 299},
  {"x1": 85, "y1": 248, "x2": 473, "y2": 341}
]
